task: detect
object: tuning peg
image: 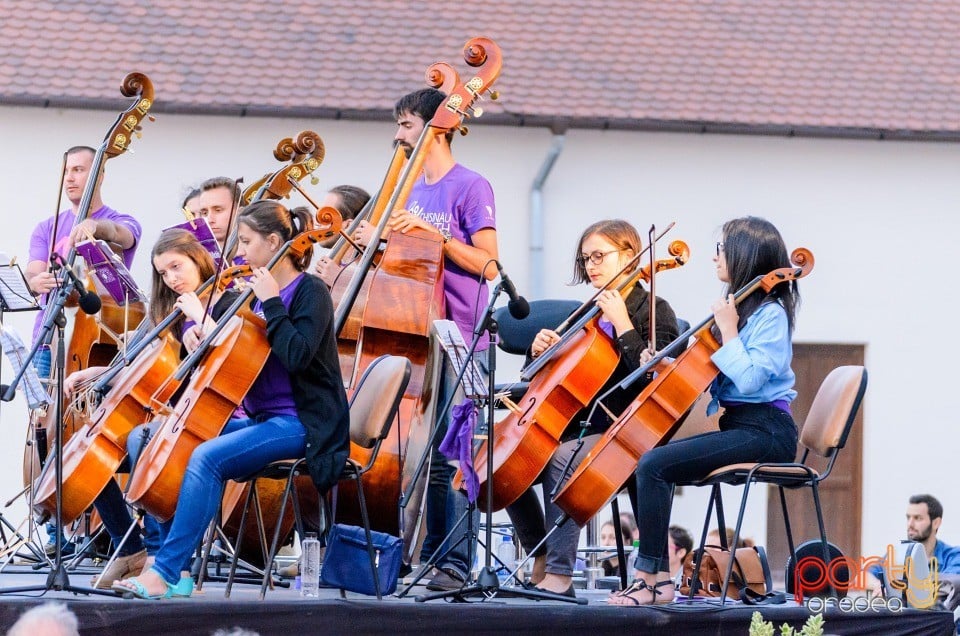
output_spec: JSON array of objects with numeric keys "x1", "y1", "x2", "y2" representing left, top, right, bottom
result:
[
  {"x1": 489, "y1": 90, "x2": 500, "y2": 101},
  {"x1": 459, "y1": 126, "x2": 469, "y2": 136},
  {"x1": 471, "y1": 106, "x2": 483, "y2": 118},
  {"x1": 311, "y1": 176, "x2": 319, "y2": 185}
]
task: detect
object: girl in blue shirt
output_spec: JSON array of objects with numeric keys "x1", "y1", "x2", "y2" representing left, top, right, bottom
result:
[{"x1": 610, "y1": 216, "x2": 800, "y2": 606}]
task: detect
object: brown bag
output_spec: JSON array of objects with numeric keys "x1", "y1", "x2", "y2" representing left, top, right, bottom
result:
[{"x1": 680, "y1": 544, "x2": 772, "y2": 600}]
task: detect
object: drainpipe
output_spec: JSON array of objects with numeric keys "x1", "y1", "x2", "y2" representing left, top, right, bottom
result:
[{"x1": 529, "y1": 132, "x2": 565, "y2": 299}]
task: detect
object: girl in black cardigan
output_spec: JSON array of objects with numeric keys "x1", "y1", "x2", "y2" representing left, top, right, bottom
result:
[{"x1": 116, "y1": 200, "x2": 349, "y2": 599}]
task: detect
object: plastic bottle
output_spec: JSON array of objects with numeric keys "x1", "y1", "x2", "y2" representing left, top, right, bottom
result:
[
  {"x1": 300, "y1": 532, "x2": 321, "y2": 598},
  {"x1": 497, "y1": 532, "x2": 516, "y2": 585}
]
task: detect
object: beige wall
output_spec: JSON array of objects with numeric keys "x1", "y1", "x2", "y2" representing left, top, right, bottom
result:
[{"x1": 1, "y1": 104, "x2": 957, "y2": 562}]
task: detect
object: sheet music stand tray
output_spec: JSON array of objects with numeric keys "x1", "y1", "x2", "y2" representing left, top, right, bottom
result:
[{"x1": 0, "y1": 261, "x2": 40, "y2": 313}]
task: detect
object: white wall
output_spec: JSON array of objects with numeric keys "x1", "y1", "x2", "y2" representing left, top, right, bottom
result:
[{"x1": 1, "y1": 104, "x2": 956, "y2": 563}]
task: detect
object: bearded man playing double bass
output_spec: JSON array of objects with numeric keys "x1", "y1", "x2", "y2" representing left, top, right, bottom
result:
[{"x1": 346, "y1": 87, "x2": 500, "y2": 592}]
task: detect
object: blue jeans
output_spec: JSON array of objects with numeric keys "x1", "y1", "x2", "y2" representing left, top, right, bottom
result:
[
  {"x1": 633, "y1": 403, "x2": 798, "y2": 574},
  {"x1": 420, "y1": 354, "x2": 488, "y2": 576},
  {"x1": 151, "y1": 414, "x2": 306, "y2": 586}
]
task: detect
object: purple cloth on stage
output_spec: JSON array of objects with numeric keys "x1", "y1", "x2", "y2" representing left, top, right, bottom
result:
[
  {"x1": 405, "y1": 164, "x2": 496, "y2": 351},
  {"x1": 242, "y1": 274, "x2": 304, "y2": 418},
  {"x1": 439, "y1": 399, "x2": 479, "y2": 503}
]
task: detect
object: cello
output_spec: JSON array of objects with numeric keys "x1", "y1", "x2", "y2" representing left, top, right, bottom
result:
[
  {"x1": 455, "y1": 239, "x2": 691, "y2": 511},
  {"x1": 331, "y1": 38, "x2": 503, "y2": 561},
  {"x1": 552, "y1": 247, "x2": 814, "y2": 526},
  {"x1": 126, "y1": 207, "x2": 342, "y2": 522}
]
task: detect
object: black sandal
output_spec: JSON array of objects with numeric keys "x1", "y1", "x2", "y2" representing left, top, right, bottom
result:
[{"x1": 609, "y1": 579, "x2": 674, "y2": 606}]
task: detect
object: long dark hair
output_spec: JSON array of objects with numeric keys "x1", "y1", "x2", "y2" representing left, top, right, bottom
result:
[
  {"x1": 238, "y1": 200, "x2": 314, "y2": 271},
  {"x1": 150, "y1": 228, "x2": 216, "y2": 336},
  {"x1": 720, "y1": 216, "x2": 799, "y2": 332},
  {"x1": 570, "y1": 219, "x2": 641, "y2": 285}
]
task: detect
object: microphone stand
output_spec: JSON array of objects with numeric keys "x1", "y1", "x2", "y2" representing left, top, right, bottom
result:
[
  {"x1": 0, "y1": 277, "x2": 115, "y2": 596},
  {"x1": 412, "y1": 283, "x2": 582, "y2": 604}
]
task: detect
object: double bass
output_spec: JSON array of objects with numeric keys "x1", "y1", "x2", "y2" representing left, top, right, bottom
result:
[
  {"x1": 552, "y1": 248, "x2": 814, "y2": 526},
  {"x1": 331, "y1": 38, "x2": 503, "y2": 561},
  {"x1": 327, "y1": 61, "x2": 460, "y2": 384},
  {"x1": 455, "y1": 239, "x2": 690, "y2": 511},
  {"x1": 23, "y1": 72, "x2": 154, "y2": 519}
]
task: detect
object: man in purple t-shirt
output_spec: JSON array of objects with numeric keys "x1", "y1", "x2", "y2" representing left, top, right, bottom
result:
[
  {"x1": 354, "y1": 88, "x2": 499, "y2": 591},
  {"x1": 27, "y1": 146, "x2": 142, "y2": 343},
  {"x1": 24, "y1": 145, "x2": 142, "y2": 555}
]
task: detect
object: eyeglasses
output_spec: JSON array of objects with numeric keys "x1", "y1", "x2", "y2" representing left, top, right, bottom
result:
[
  {"x1": 578, "y1": 249, "x2": 622, "y2": 265},
  {"x1": 715, "y1": 242, "x2": 724, "y2": 257}
]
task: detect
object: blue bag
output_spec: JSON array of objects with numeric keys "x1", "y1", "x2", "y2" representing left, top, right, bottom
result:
[{"x1": 320, "y1": 523, "x2": 403, "y2": 596}]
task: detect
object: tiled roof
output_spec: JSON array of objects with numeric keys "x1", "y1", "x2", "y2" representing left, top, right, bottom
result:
[{"x1": 3, "y1": 1, "x2": 960, "y2": 139}]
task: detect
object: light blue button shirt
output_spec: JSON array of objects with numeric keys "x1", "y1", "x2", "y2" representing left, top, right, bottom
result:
[{"x1": 706, "y1": 301, "x2": 796, "y2": 415}]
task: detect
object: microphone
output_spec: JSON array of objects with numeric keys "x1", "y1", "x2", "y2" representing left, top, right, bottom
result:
[
  {"x1": 495, "y1": 261, "x2": 530, "y2": 319},
  {"x1": 50, "y1": 253, "x2": 102, "y2": 315}
]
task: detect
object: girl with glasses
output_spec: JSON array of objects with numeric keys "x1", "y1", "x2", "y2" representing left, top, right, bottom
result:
[{"x1": 507, "y1": 219, "x2": 680, "y2": 598}]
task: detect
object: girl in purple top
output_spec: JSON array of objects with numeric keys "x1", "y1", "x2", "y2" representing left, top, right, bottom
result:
[
  {"x1": 116, "y1": 201, "x2": 350, "y2": 599},
  {"x1": 63, "y1": 229, "x2": 237, "y2": 589}
]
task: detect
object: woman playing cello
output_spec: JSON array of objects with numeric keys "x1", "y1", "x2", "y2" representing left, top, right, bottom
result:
[
  {"x1": 609, "y1": 216, "x2": 800, "y2": 605},
  {"x1": 61, "y1": 228, "x2": 237, "y2": 588},
  {"x1": 114, "y1": 200, "x2": 350, "y2": 599},
  {"x1": 506, "y1": 219, "x2": 679, "y2": 598}
]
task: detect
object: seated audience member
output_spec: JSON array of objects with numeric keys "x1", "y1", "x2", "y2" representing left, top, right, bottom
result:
[
  {"x1": 866, "y1": 493, "x2": 960, "y2": 597},
  {"x1": 599, "y1": 518, "x2": 634, "y2": 577},
  {"x1": 706, "y1": 526, "x2": 754, "y2": 549},
  {"x1": 620, "y1": 511, "x2": 639, "y2": 542},
  {"x1": 668, "y1": 525, "x2": 694, "y2": 582}
]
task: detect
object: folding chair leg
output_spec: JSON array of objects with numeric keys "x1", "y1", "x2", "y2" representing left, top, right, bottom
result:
[
  {"x1": 258, "y1": 467, "x2": 298, "y2": 601},
  {"x1": 355, "y1": 469, "x2": 382, "y2": 600},
  {"x1": 225, "y1": 480, "x2": 259, "y2": 598},
  {"x1": 778, "y1": 486, "x2": 798, "y2": 566},
  {"x1": 810, "y1": 482, "x2": 835, "y2": 596},
  {"x1": 196, "y1": 515, "x2": 219, "y2": 591},
  {"x1": 610, "y1": 497, "x2": 628, "y2": 590},
  {"x1": 689, "y1": 484, "x2": 720, "y2": 597}
]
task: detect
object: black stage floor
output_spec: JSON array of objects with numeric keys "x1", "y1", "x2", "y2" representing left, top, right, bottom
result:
[{"x1": 0, "y1": 565, "x2": 954, "y2": 635}]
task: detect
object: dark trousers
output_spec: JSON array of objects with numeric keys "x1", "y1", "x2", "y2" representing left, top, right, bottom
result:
[{"x1": 633, "y1": 403, "x2": 798, "y2": 574}]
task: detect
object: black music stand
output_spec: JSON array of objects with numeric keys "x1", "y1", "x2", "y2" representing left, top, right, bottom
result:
[
  {"x1": 407, "y1": 284, "x2": 584, "y2": 604},
  {"x1": 0, "y1": 260, "x2": 51, "y2": 567},
  {"x1": 0, "y1": 274, "x2": 116, "y2": 596}
]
